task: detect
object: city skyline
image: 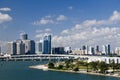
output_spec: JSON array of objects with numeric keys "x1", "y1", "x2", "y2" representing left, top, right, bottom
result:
[
  {"x1": 5, "y1": 33, "x2": 119, "y2": 56},
  {"x1": 0, "y1": 0, "x2": 120, "y2": 51}
]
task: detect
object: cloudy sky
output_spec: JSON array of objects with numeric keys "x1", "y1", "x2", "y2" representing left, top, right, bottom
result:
[{"x1": 0, "y1": 0, "x2": 120, "y2": 51}]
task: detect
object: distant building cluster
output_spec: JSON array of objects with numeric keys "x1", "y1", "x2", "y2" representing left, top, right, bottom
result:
[
  {"x1": 72, "y1": 45, "x2": 120, "y2": 56},
  {"x1": 73, "y1": 45, "x2": 110, "y2": 55},
  {"x1": 7, "y1": 33, "x2": 35, "y2": 55},
  {"x1": 36, "y1": 35, "x2": 72, "y2": 54},
  {"x1": 7, "y1": 33, "x2": 72, "y2": 55},
  {"x1": 5, "y1": 33, "x2": 120, "y2": 56}
]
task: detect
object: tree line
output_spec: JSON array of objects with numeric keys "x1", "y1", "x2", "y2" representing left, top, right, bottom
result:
[{"x1": 48, "y1": 59, "x2": 120, "y2": 74}]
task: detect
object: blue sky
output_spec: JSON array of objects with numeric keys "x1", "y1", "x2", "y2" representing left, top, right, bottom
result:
[{"x1": 0, "y1": 0, "x2": 120, "y2": 50}]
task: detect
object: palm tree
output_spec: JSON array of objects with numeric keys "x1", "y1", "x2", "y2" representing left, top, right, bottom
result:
[
  {"x1": 89, "y1": 61, "x2": 99, "y2": 72},
  {"x1": 48, "y1": 62, "x2": 54, "y2": 69},
  {"x1": 84, "y1": 62, "x2": 89, "y2": 72},
  {"x1": 98, "y1": 61, "x2": 108, "y2": 74},
  {"x1": 109, "y1": 60, "x2": 115, "y2": 73}
]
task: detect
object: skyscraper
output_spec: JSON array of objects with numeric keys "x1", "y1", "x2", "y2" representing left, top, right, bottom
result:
[
  {"x1": 102, "y1": 44, "x2": 111, "y2": 55},
  {"x1": 7, "y1": 42, "x2": 17, "y2": 55},
  {"x1": 96, "y1": 45, "x2": 99, "y2": 52},
  {"x1": 88, "y1": 46, "x2": 92, "y2": 55},
  {"x1": 7, "y1": 33, "x2": 35, "y2": 55},
  {"x1": 88, "y1": 46, "x2": 95, "y2": 55},
  {"x1": 115, "y1": 47, "x2": 120, "y2": 56},
  {"x1": 52, "y1": 47, "x2": 65, "y2": 54},
  {"x1": 102, "y1": 45, "x2": 106, "y2": 55},
  {"x1": 85, "y1": 45, "x2": 89, "y2": 55},
  {"x1": 82, "y1": 45, "x2": 86, "y2": 55},
  {"x1": 20, "y1": 33, "x2": 28, "y2": 40},
  {"x1": 107, "y1": 44, "x2": 111, "y2": 55},
  {"x1": 91, "y1": 47, "x2": 95, "y2": 55},
  {"x1": 43, "y1": 35, "x2": 51, "y2": 54},
  {"x1": 48, "y1": 35, "x2": 51, "y2": 54},
  {"x1": 36, "y1": 40, "x2": 43, "y2": 54},
  {"x1": 30, "y1": 40, "x2": 35, "y2": 54},
  {"x1": 22, "y1": 40, "x2": 35, "y2": 54},
  {"x1": 0, "y1": 46, "x2": 1, "y2": 54},
  {"x1": 95, "y1": 45, "x2": 99, "y2": 55},
  {"x1": 16, "y1": 41, "x2": 25, "y2": 55},
  {"x1": 20, "y1": 33, "x2": 35, "y2": 54}
]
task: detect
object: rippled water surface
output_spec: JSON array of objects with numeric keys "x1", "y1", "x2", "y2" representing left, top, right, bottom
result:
[{"x1": 0, "y1": 61, "x2": 119, "y2": 80}]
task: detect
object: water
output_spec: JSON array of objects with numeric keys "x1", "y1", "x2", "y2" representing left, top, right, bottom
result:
[{"x1": 0, "y1": 61, "x2": 119, "y2": 80}]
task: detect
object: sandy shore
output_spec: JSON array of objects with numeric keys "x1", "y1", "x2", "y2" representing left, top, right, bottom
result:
[
  {"x1": 29, "y1": 64, "x2": 120, "y2": 78},
  {"x1": 29, "y1": 64, "x2": 48, "y2": 71}
]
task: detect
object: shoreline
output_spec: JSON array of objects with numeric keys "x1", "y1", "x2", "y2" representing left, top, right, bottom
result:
[{"x1": 29, "y1": 64, "x2": 120, "y2": 78}]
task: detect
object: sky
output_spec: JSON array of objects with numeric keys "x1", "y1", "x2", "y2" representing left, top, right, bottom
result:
[{"x1": 0, "y1": 0, "x2": 120, "y2": 52}]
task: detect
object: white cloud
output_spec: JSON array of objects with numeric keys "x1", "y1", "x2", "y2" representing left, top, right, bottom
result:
[
  {"x1": 35, "y1": 28, "x2": 52, "y2": 39},
  {"x1": 0, "y1": 12, "x2": 12, "y2": 24},
  {"x1": 36, "y1": 30, "x2": 43, "y2": 33},
  {"x1": 57, "y1": 15, "x2": 67, "y2": 21},
  {"x1": 72, "y1": 11, "x2": 120, "y2": 30},
  {"x1": 68, "y1": 6, "x2": 73, "y2": 10},
  {"x1": 33, "y1": 18, "x2": 54, "y2": 25},
  {"x1": 35, "y1": 33, "x2": 53, "y2": 40},
  {"x1": 61, "y1": 29, "x2": 69, "y2": 34},
  {"x1": 109, "y1": 10, "x2": 120, "y2": 21},
  {"x1": 35, "y1": 33, "x2": 44, "y2": 38},
  {"x1": 33, "y1": 15, "x2": 67, "y2": 25},
  {"x1": 45, "y1": 28, "x2": 51, "y2": 32},
  {"x1": 0, "y1": 7, "x2": 11, "y2": 11},
  {"x1": 52, "y1": 10, "x2": 120, "y2": 49}
]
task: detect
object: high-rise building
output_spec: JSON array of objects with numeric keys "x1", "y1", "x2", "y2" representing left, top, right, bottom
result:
[
  {"x1": 48, "y1": 35, "x2": 51, "y2": 54},
  {"x1": 82, "y1": 45, "x2": 89, "y2": 55},
  {"x1": 82, "y1": 45, "x2": 86, "y2": 50},
  {"x1": 7, "y1": 33, "x2": 35, "y2": 55},
  {"x1": 36, "y1": 40, "x2": 43, "y2": 54},
  {"x1": 96, "y1": 45, "x2": 99, "y2": 52},
  {"x1": 30, "y1": 40, "x2": 35, "y2": 54},
  {"x1": 82, "y1": 45, "x2": 86, "y2": 55},
  {"x1": 88, "y1": 46, "x2": 95, "y2": 55},
  {"x1": 107, "y1": 44, "x2": 111, "y2": 55},
  {"x1": 102, "y1": 45, "x2": 108, "y2": 55},
  {"x1": 52, "y1": 47, "x2": 65, "y2": 54},
  {"x1": 0, "y1": 46, "x2": 1, "y2": 54},
  {"x1": 20, "y1": 33, "x2": 28, "y2": 40},
  {"x1": 43, "y1": 35, "x2": 51, "y2": 54},
  {"x1": 88, "y1": 46, "x2": 92, "y2": 55},
  {"x1": 16, "y1": 41, "x2": 25, "y2": 55},
  {"x1": 91, "y1": 47, "x2": 95, "y2": 55},
  {"x1": 22, "y1": 40, "x2": 35, "y2": 54},
  {"x1": 85, "y1": 45, "x2": 89, "y2": 55},
  {"x1": 102, "y1": 44, "x2": 111, "y2": 55},
  {"x1": 95, "y1": 45, "x2": 99, "y2": 55},
  {"x1": 115, "y1": 47, "x2": 120, "y2": 56},
  {"x1": 7, "y1": 42, "x2": 17, "y2": 55}
]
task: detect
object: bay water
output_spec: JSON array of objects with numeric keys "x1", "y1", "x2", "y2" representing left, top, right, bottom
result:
[{"x1": 0, "y1": 61, "x2": 119, "y2": 80}]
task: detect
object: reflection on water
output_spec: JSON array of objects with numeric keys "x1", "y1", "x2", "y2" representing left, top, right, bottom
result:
[{"x1": 0, "y1": 61, "x2": 119, "y2": 80}]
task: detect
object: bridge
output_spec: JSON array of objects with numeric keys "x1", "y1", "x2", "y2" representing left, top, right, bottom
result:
[
  {"x1": 0, "y1": 54, "x2": 88, "y2": 61},
  {"x1": 0, "y1": 54, "x2": 120, "y2": 64}
]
